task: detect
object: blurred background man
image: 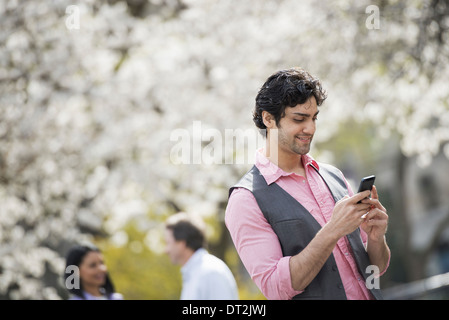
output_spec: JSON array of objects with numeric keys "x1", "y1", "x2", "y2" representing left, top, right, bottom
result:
[{"x1": 164, "y1": 212, "x2": 239, "y2": 300}]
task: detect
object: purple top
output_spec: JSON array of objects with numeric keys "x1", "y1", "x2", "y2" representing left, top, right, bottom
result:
[{"x1": 69, "y1": 291, "x2": 124, "y2": 300}]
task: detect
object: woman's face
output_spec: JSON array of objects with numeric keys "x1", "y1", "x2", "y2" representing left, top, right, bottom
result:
[{"x1": 79, "y1": 251, "x2": 108, "y2": 288}]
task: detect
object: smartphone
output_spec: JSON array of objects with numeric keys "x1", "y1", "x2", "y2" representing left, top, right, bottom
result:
[{"x1": 357, "y1": 175, "x2": 375, "y2": 204}]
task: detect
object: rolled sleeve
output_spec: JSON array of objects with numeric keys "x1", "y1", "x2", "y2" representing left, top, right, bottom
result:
[
  {"x1": 378, "y1": 246, "x2": 391, "y2": 277},
  {"x1": 225, "y1": 188, "x2": 302, "y2": 300}
]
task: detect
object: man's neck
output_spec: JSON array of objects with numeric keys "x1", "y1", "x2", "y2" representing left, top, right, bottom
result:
[
  {"x1": 264, "y1": 146, "x2": 305, "y2": 176},
  {"x1": 180, "y1": 248, "x2": 196, "y2": 267}
]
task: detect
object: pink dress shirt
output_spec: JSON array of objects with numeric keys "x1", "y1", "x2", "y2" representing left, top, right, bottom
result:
[{"x1": 225, "y1": 149, "x2": 389, "y2": 300}]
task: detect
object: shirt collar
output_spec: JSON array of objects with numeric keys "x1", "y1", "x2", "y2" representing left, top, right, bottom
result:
[
  {"x1": 181, "y1": 248, "x2": 207, "y2": 281},
  {"x1": 255, "y1": 148, "x2": 319, "y2": 185}
]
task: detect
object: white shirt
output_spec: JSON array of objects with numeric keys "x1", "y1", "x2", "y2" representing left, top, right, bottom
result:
[{"x1": 180, "y1": 248, "x2": 239, "y2": 300}]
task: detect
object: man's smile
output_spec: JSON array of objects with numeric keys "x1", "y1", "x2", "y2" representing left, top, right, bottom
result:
[{"x1": 296, "y1": 136, "x2": 312, "y2": 142}]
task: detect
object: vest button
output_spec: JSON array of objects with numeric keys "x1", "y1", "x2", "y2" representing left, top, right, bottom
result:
[
  {"x1": 337, "y1": 284, "x2": 343, "y2": 289},
  {"x1": 332, "y1": 265, "x2": 338, "y2": 271}
]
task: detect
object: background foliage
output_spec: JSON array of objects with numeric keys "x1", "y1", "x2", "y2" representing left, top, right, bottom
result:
[{"x1": 1, "y1": 0, "x2": 449, "y2": 299}]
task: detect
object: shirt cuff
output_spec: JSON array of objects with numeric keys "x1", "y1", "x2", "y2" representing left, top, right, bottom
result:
[
  {"x1": 378, "y1": 250, "x2": 391, "y2": 277},
  {"x1": 278, "y1": 256, "x2": 303, "y2": 299}
]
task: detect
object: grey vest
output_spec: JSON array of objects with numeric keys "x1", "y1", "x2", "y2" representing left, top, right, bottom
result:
[{"x1": 229, "y1": 163, "x2": 383, "y2": 300}]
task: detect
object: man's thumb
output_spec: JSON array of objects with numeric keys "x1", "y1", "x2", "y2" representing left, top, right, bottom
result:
[{"x1": 336, "y1": 195, "x2": 350, "y2": 204}]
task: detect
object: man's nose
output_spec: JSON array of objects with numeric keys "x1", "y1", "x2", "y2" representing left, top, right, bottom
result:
[{"x1": 303, "y1": 120, "x2": 315, "y2": 134}]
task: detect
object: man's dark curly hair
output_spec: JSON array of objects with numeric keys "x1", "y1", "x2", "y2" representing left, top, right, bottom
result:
[{"x1": 253, "y1": 67, "x2": 327, "y2": 134}]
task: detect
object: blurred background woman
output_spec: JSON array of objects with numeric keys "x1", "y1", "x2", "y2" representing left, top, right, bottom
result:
[{"x1": 64, "y1": 243, "x2": 124, "y2": 300}]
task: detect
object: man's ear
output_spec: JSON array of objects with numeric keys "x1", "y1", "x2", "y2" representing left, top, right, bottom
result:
[{"x1": 262, "y1": 111, "x2": 276, "y2": 129}]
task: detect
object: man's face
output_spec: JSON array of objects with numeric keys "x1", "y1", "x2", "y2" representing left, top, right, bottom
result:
[
  {"x1": 274, "y1": 96, "x2": 318, "y2": 156},
  {"x1": 164, "y1": 228, "x2": 186, "y2": 265}
]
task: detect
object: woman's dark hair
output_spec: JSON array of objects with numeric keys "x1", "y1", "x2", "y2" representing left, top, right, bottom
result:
[
  {"x1": 253, "y1": 67, "x2": 327, "y2": 134},
  {"x1": 165, "y1": 212, "x2": 206, "y2": 251},
  {"x1": 64, "y1": 243, "x2": 116, "y2": 299}
]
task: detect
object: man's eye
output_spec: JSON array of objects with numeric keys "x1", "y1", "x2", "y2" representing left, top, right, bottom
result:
[{"x1": 294, "y1": 119, "x2": 304, "y2": 122}]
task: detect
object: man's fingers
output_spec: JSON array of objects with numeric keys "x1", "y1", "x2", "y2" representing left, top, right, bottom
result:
[
  {"x1": 336, "y1": 195, "x2": 350, "y2": 205},
  {"x1": 364, "y1": 218, "x2": 388, "y2": 228},
  {"x1": 352, "y1": 190, "x2": 371, "y2": 204},
  {"x1": 362, "y1": 208, "x2": 388, "y2": 221},
  {"x1": 371, "y1": 185, "x2": 379, "y2": 200},
  {"x1": 361, "y1": 197, "x2": 386, "y2": 212}
]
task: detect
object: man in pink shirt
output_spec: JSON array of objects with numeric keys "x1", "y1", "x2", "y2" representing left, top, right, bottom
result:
[{"x1": 225, "y1": 67, "x2": 390, "y2": 300}]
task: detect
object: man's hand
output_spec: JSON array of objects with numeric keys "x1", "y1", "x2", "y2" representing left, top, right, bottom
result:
[
  {"x1": 289, "y1": 189, "x2": 372, "y2": 292},
  {"x1": 359, "y1": 185, "x2": 390, "y2": 274},
  {"x1": 360, "y1": 185, "x2": 388, "y2": 243},
  {"x1": 328, "y1": 190, "x2": 372, "y2": 241}
]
